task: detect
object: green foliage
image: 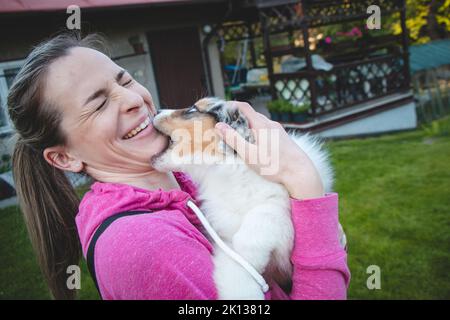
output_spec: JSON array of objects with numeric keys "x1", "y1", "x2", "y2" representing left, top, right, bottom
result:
[
  {"x1": 316, "y1": 1, "x2": 449, "y2": 47},
  {"x1": 268, "y1": 99, "x2": 310, "y2": 114},
  {"x1": 436, "y1": 0, "x2": 450, "y2": 30},
  {"x1": 267, "y1": 99, "x2": 295, "y2": 113},
  {"x1": 279, "y1": 102, "x2": 293, "y2": 113},
  {"x1": 222, "y1": 37, "x2": 266, "y2": 68},
  {"x1": 224, "y1": 87, "x2": 233, "y2": 101},
  {"x1": 391, "y1": 0, "x2": 450, "y2": 44},
  {"x1": 422, "y1": 116, "x2": 450, "y2": 137},
  {"x1": 266, "y1": 100, "x2": 279, "y2": 113},
  {"x1": 292, "y1": 102, "x2": 311, "y2": 114}
]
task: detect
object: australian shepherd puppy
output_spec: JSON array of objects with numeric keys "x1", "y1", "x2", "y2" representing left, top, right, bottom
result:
[{"x1": 151, "y1": 97, "x2": 343, "y2": 299}]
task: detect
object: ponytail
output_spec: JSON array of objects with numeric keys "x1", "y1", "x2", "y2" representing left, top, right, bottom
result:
[
  {"x1": 12, "y1": 138, "x2": 81, "y2": 299},
  {"x1": 7, "y1": 33, "x2": 107, "y2": 299}
]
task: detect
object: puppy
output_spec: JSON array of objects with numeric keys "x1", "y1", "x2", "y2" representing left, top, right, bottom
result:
[{"x1": 151, "y1": 98, "x2": 342, "y2": 299}]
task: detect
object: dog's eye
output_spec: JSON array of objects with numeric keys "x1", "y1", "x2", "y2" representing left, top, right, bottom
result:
[{"x1": 186, "y1": 105, "x2": 198, "y2": 114}]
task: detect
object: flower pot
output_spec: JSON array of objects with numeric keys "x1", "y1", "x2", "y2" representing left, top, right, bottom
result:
[
  {"x1": 292, "y1": 112, "x2": 309, "y2": 123},
  {"x1": 269, "y1": 111, "x2": 281, "y2": 121},
  {"x1": 280, "y1": 112, "x2": 292, "y2": 122}
]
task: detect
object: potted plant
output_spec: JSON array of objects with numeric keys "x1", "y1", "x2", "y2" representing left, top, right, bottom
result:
[
  {"x1": 267, "y1": 100, "x2": 281, "y2": 121},
  {"x1": 279, "y1": 100, "x2": 294, "y2": 122},
  {"x1": 291, "y1": 102, "x2": 310, "y2": 123}
]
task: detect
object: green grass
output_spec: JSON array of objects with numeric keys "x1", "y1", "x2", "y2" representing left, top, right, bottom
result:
[
  {"x1": 328, "y1": 125, "x2": 450, "y2": 299},
  {"x1": 0, "y1": 124, "x2": 449, "y2": 299},
  {"x1": 0, "y1": 190, "x2": 99, "y2": 300}
]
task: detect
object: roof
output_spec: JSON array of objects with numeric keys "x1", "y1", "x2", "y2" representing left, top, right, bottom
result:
[
  {"x1": 0, "y1": 0, "x2": 203, "y2": 13},
  {"x1": 409, "y1": 39, "x2": 450, "y2": 74}
]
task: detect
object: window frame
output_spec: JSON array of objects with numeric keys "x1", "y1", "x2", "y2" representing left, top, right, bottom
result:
[{"x1": 0, "y1": 59, "x2": 24, "y2": 135}]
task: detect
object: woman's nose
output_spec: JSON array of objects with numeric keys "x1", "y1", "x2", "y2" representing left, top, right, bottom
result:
[{"x1": 117, "y1": 87, "x2": 144, "y2": 114}]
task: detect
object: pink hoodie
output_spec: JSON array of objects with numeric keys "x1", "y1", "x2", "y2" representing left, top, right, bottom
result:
[{"x1": 76, "y1": 172, "x2": 350, "y2": 300}]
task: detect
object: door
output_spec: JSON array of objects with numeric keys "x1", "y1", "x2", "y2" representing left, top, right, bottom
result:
[{"x1": 147, "y1": 27, "x2": 207, "y2": 109}]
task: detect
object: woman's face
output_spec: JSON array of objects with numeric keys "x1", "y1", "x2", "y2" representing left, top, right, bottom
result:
[{"x1": 43, "y1": 47, "x2": 169, "y2": 178}]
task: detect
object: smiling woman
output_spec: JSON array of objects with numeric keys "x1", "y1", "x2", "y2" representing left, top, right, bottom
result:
[
  {"x1": 7, "y1": 33, "x2": 178, "y2": 299},
  {"x1": 8, "y1": 32, "x2": 349, "y2": 300}
]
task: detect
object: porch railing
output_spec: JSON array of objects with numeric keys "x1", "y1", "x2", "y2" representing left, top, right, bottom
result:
[{"x1": 271, "y1": 53, "x2": 410, "y2": 117}]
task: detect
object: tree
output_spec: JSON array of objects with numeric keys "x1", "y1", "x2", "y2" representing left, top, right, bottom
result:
[{"x1": 391, "y1": 0, "x2": 450, "y2": 44}]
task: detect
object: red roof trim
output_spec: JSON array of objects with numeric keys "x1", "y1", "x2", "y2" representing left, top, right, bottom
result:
[{"x1": 0, "y1": 0, "x2": 196, "y2": 13}]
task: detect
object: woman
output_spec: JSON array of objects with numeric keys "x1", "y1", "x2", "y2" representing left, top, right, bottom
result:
[{"x1": 8, "y1": 33, "x2": 350, "y2": 300}]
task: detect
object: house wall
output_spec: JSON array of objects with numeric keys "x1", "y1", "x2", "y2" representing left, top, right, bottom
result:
[
  {"x1": 0, "y1": 3, "x2": 229, "y2": 158},
  {"x1": 101, "y1": 30, "x2": 160, "y2": 105}
]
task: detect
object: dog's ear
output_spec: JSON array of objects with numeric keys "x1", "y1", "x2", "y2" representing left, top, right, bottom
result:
[{"x1": 204, "y1": 98, "x2": 255, "y2": 144}]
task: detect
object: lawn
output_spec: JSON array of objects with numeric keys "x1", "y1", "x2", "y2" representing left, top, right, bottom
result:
[
  {"x1": 328, "y1": 124, "x2": 450, "y2": 299},
  {"x1": 1, "y1": 122, "x2": 449, "y2": 300}
]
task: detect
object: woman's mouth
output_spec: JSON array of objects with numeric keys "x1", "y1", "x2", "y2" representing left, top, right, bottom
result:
[{"x1": 123, "y1": 116, "x2": 152, "y2": 140}]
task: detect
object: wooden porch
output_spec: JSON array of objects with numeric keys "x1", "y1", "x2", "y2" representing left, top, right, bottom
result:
[{"x1": 204, "y1": 0, "x2": 415, "y2": 135}]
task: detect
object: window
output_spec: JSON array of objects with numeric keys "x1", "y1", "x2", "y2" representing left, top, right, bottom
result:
[{"x1": 0, "y1": 60, "x2": 24, "y2": 134}]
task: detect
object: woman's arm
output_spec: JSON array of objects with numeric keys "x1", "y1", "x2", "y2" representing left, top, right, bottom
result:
[{"x1": 288, "y1": 193, "x2": 350, "y2": 299}]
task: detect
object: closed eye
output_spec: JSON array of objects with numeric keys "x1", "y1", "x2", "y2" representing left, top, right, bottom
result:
[
  {"x1": 122, "y1": 79, "x2": 133, "y2": 87},
  {"x1": 96, "y1": 99, "x2": 107, "y2": 111},
  {"x1": 186, "y1": 105, "x2": 198, "y2": 114}
]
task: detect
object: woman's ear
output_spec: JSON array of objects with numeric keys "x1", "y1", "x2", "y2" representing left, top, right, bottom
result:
[{"x1": 43, "y1": 146, "x2": 84, "y2": 173}]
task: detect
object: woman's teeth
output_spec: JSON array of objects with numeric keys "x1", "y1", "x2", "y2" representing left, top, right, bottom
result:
[{"x1": 124, "y1": 116, "x2": 151, "y2": 139}]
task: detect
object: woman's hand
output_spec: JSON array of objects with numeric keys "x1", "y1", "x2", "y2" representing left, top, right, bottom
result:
[{"x1": 214, "y1": 101, "x2": 324, "y2": 200}]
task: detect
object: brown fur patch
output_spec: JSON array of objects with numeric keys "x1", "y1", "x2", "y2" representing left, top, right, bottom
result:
[{"x1": 153, "y1": 104, "x2": 224, "y2": 160}]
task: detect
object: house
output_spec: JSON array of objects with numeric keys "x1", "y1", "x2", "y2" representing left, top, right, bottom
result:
[{"x1": 0, "y1": 0, "x2": 417, "y2": 157}]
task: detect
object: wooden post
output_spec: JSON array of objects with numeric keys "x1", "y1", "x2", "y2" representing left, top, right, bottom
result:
[
  {"x1": 400, "y1": 0, "x2": 411, "y2": 91},
  {"x1": 301, "y1": 11, "x2": 317, "y2": 116},
  {"x1": 247, "y1": 22, "x2": 258, "y2": 69},
  {"x1": 260, "y1": 12, "x2": 277, "y2": 100}
]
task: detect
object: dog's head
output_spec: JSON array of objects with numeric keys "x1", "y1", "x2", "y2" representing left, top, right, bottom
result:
[{"x1": 151, "y1": 97, "x2": 253, "y2": 170}]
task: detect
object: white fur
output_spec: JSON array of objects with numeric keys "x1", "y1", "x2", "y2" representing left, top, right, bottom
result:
[
  {"x1": 289, "y1": 132, "x2": 334, "y2": 194},
  {"x1": 153, "y1": 117, "x2": 345, "y2": 300}
]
